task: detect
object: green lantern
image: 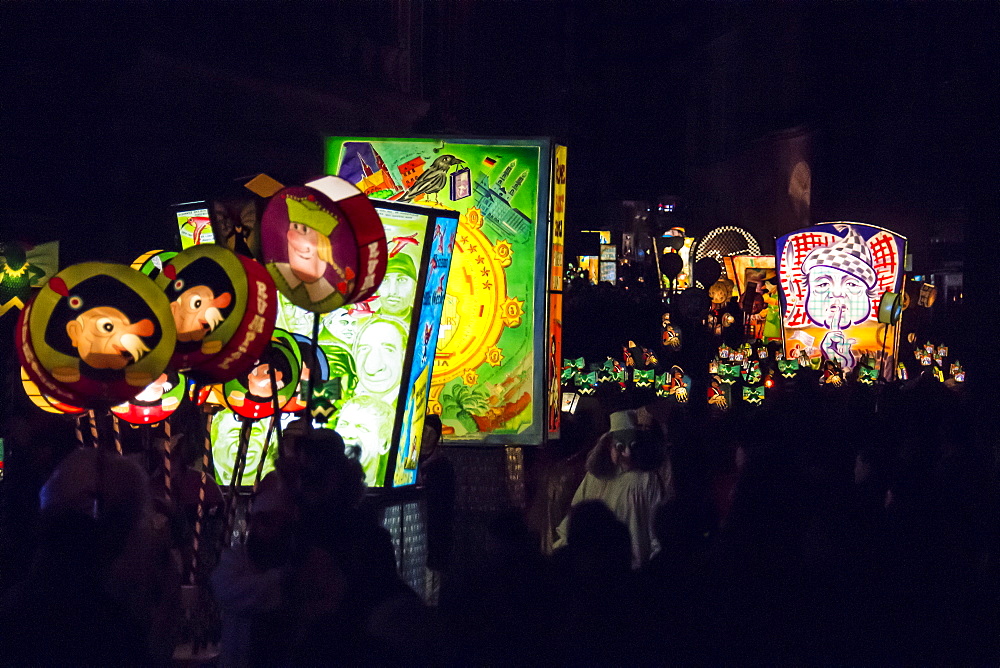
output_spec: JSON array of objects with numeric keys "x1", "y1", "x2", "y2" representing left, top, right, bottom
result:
[
  {"x1": 634, "y1": 368, "x2": 655, "y2": 388},
  {"x1": 719, "y1": 363, "x2": 741, "y2": 385},
  {"x1": 777, "y1": 358, "x2": 799, "y2": 378},
  {"x1": 858, "y1": 365, "x2": 878, "y2": 385},
  {"x1": 742, "y1": 385, "x2": 765, "y2": 405}
]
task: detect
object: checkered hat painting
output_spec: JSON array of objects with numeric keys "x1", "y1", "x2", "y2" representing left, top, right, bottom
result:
[
  {"x1": 777, "y1": 223, "x2": 905, "y2": 330},
  {"x1": 801, "y1": 226, "x2": 877, "y2": 289}
]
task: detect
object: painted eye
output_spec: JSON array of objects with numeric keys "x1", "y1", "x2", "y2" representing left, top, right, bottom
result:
[
  {"x1": 190, "y1": 296, "x2": 203, "y2": 310},
  {"x1": 97, "y1": 318, "x2": 114, "y2": 333}
]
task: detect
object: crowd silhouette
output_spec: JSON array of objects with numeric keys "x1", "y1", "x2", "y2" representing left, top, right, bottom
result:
[{"x1": 0, "y1": 366, "x2": 995, "y2": 665}]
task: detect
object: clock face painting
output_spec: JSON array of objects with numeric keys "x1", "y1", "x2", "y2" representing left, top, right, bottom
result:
[{"x1": 326, "y1": 137, "x2": 560, "y2": 445}]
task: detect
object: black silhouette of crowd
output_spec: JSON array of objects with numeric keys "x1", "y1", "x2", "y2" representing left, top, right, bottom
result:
[{"x1": 0, "y1": 364, "x2": 994, "y2": 665}]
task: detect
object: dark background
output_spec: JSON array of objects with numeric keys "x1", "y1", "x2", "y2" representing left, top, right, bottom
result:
[{"x1": 2, "y1": 1, "x2": 996, "y2": 386}]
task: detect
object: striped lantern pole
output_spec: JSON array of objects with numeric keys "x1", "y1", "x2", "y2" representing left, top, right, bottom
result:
[
  {"x1": 110, "y1": 412, "x2": 123, "y2": 455},
  {"x1": 190, "y1": 407, "x2": 216, "y2": 585},
  {"x1": 87, "y1": 409, "x2": 101, "y2": 448}
]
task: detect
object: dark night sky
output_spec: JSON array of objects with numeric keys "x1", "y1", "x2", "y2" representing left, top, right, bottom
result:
[{"x1": 2, "y1": 2, "x2": 996, "y2": 265}]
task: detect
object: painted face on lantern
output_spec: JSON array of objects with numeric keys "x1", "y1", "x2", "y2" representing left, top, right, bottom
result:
[
  {"x1": 322, "y1": 310, "x2": 361, "y2": 346},
  {"x1": 335, "y1": 397, "x2": 392, "y2": 483},
  {"x1": 66, "y1": 306, "x2": 154, "y2": 369},
  {"x1": 171, "y1": 285, "x2": 232, "y2": 342},
  {"x1": 379, "y1": 271, "x2": 416, "y2": 316},
  {"x1": 247, "y1": 363, "x2": 283, "y2": 399},
  {"x1": 354, "y1": 320, "x2": 405, "y2": 397},
  {"x1": 805, "y1": 266, "x2": 873, "y2": 331},
  {"x1": 287, "y1": 222, "x2": 327, "y2": 284}
]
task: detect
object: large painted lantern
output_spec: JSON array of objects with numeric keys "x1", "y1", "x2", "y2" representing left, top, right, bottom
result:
[
  {"x1": 17, "y1": 262, "x2": 176, "y2": 408},
  {"x1": 777, "y1": 222, "x2": 906, "y2": 375},
  {"x1": 325, "y1": 137, "x2": 566, "y2": 446}
]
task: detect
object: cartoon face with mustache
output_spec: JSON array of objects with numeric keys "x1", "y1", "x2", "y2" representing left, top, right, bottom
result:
[
  {"x1": 171, "y1": 285, "x2": 232, "y2": 350},
  {"x1": 53, "y1": 306, "x2": 155, "y2": 386}
]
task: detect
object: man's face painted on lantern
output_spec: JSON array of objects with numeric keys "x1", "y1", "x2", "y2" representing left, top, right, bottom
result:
[
  {"x1": 287, "y1": 222, "x2": 327, "y2": 283},
  {"x1": 805, "y1": 266, "x2": 871, "y2": 330},
  {"x1": 66, "y1": 306, "x2": 154, "y2": 369}
]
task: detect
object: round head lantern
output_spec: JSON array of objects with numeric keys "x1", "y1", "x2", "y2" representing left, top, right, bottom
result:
[
  {"x1": 17, "y1": 263, "x2": 176, "y2": 408},
  {"x1": 157, "y1": 244, "x2": 277, "y2": 383},
  {"x1": 261, "y1": 177, "x2": 387, "y2": 314}
]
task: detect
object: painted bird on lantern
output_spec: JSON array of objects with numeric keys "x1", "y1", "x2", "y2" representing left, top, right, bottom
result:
[{"x1": 398, "y1": 155, "x2": 465, "y2": 204}]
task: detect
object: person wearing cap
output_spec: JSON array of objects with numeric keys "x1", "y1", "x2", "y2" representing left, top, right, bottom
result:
[
  {"x1": 554, "y1": 409, "x2": 669, "y2": 569},
  {"x1": 377, "y1": 252, "x2": 417, "y2": 320},
  {"x1": 272, "y1": 195, "x2": 348, "y2": 305},
  {"x1": 802, "y1": 224, "x2": 879, "y2": 332}
]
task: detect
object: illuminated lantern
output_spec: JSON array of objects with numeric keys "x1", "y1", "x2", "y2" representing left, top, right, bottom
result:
[
  {"x1": 20, "y1": 366, "x2": 84, "y2": 414},
  {"x1": 919, "y1": 352, "x2": 933, "y2": 366},
  {"x1": 18, "y1": 262, "x2": 176, "y2": 407},
  {"x1": 666, "y1": 366, "x2": 690, "y2": 402},
  {"x1": 576, "y1": 371, "x2": 597, "y2": 395},
  {"x1": 131, "y1": 250, "x2": 178, "y2": 281},
  {"x1": 655, "y1": 373, "x2": 670, "y2": 398},
  {"x1": 561, "y1": 366, "x2": 577, "y2": 383},
  {"x1": 718, "y1": 345, "x2": 731, "y2": 360},
  {"x1": 695, "y1": 226, "x2": 761, "y2": 264},
  {"x1": 0, "y1": 240, "x2": 58, "y2": 318},
  {"x1": 282, "y1": 333, "x2": 329, "y2": 414},
  {"x1": 188, "y1": 382, "x2": 213, "y2": 405},
  {"x1": 633, "y1": 368, "x2": 655, "y2": 388},
  {"x1": 777, "y1": 223, "x2": 906, "y2": 375},
  {"x1": 950, "y1": 361, "x2": 965, "y2": 382},
  {"x1": 663, "y1": 323, "x2": 682, "y2": 350},
  {"x1": 223, "y1": 337, "x2": 301, "y2": 421},
  {"x1": 742, "y1": 385, "x2": 765, "y2": 405},
  {"x1": 719, "y1": 363, "x2": 741, "y2": 385},
  {"x1": 622, "y1": 344, "x2": 635, "y2": 367},
  {"x1": 857, "y1": 364, "x2": 878, "y2": 385},
  {"x1": 158, "y1": 244, "x2": 276, "y2": 383},
  {"x1": 111, "y1": 370, "x2": 187, "y2": 425},
  {"x1": 260, "y1": 177, "x2": 387, "y2": 313},
  {"x1": 924, "y1": 342, "x2": 935, "y2": 354},
  {"x1": 742, "y1": 361, "x2": 762, "y2": 385},
  {"x1": 821, "y1": 360, "x2": 845, "y2": 386},
  {"x1": 708, "y1": 376, "x2": 729, "y2": 410},
  {"x1": 777, "y1": 359, "x2": 800, "y2": 378}
]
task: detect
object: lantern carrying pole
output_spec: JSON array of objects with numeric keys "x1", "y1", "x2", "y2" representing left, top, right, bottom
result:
[
  {"x1": 304, "y1": 311, "x2": 321, "y2": 426},
  {"x1": 110, "y1": 412, "x2": 123, "y2": 455},
  {"x1": 87, "y1": 409, "x2": 101, "y2": 449},
  {"x1": 190, "y1": 404, "x2": 216, "y2": 585}
]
